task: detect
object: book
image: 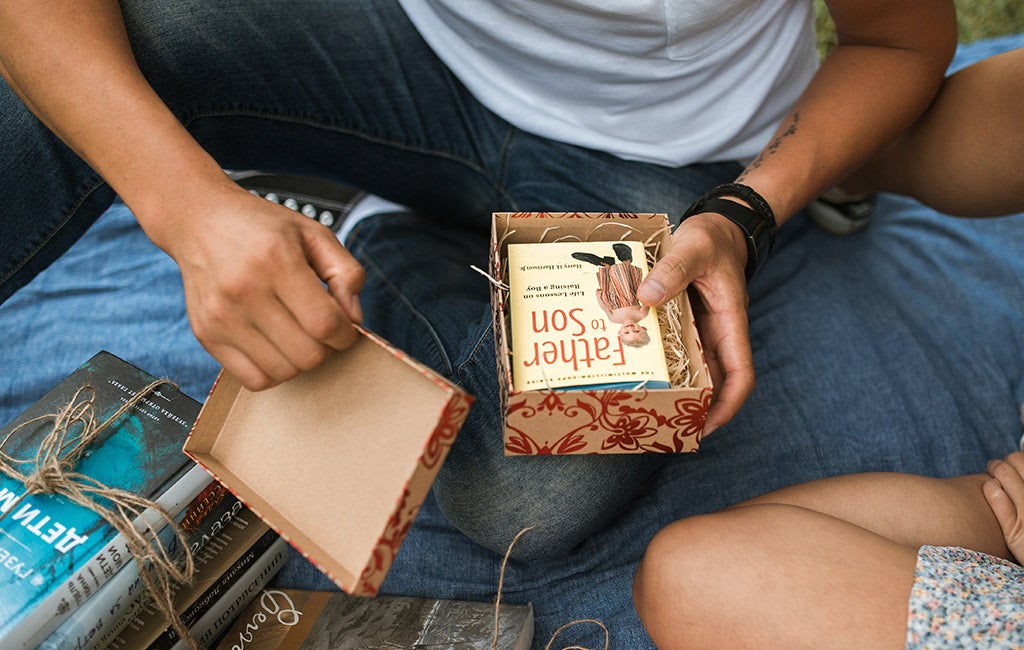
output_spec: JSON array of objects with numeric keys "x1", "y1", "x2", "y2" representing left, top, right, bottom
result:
[
  {"x1": 108, "y1": 510, "x2": 277, "y2": 649},
  {"x1": 40, "y1": 481, "x2": 246, "y2": 650},
  {"x1": 175, "y1": 537, "x2": 290, "y2": 650},
  {"x1": 214, "y1": 588, "x2": 534, "y2": 650},
  {"x1": 0, "y1": 351, "x2": 207, "y2": 648},
  {"x1": 149, "y1": 527, "x2": 279, "y2": 650},
  {"x1": 506, "y1": 240, "x2": 671, "y2": 392}
]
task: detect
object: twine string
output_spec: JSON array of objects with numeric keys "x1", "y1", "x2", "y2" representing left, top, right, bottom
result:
[
  {"x1": 492, "y1": 526, "x2": 610, "y2": 650},
  {"x1": 0, "y1": 381, "x2": 198, "y2": 649}
]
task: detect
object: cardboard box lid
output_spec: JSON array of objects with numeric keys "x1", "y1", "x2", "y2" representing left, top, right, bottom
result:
[{"x1": 184, "y1": 327, "x2": 472, "y2": 594}]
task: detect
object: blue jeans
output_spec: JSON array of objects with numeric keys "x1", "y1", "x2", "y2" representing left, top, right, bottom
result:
[
  {"x1": 3, "y1": 4, "x2": 1024, "y2": 645},
  {"x1": 0, "y1": 0, "x2": 735, "y2": 559}
]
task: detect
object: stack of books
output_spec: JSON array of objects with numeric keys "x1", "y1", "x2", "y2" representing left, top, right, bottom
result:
[
  {"x1": 0, "y1": 352, "x2": 285, "y2": 650},
  {"x1": 0, "y1": 351, "x2": 534, "y2": 650}
]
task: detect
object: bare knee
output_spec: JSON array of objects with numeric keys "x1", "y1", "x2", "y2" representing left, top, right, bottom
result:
[{"x1": 634, "y1": 514, "x2": 733, "y2": 650}]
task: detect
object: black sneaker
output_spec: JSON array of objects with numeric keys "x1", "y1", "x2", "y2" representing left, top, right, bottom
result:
[
  {"x1": 807, "y1": 188, "x2": 877, "y2": 235},
  {"x1": 228, "y1": 170, "x2": 366, "y2": 234}
]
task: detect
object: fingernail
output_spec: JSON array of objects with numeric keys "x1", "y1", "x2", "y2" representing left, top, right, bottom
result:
[
  {"x1": 703, "y1": 423, "x2": 718, "y2": 437},
  {"x1": 346, "y1": 294, "x2": 363, "y2": 323},
  {"x1": 637, "y1": 278, "x2": 666, "y2": 305}
]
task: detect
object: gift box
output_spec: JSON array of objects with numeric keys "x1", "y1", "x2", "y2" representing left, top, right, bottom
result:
[
  {"x1": 183, "y1": 327, "x2": 472, "y2": 595},
  {"x1": 490, "y1": 211, "x2": 713, "y2": 455}
]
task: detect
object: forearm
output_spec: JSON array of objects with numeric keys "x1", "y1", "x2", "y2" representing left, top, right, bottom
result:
[
  {"x1": 0, "y1": 0, "x2": 234, "y2": 254},
  {"x1": 736, "y1": 0, "x2": 957, "y2": 222}
]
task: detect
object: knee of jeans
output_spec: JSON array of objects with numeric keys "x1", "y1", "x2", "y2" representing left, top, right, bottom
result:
[
  {"x1": 432, "y1": 454, "x2": 660, "y2": 561},
  {"x1": 121, "y1": 2, "x2": 282, "y2": 103},
  {"x1": 434, "y1": 489, "x2": 597, "y2": 561}
]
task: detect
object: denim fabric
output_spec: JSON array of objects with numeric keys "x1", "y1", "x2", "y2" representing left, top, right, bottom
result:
[
  {"x1": 0, "y1": 0, "x2": 737, "y2": 560},
  {"x1": 1, "y1": 2, "x2": 1023, "y2": 645},
  {"x1": 5, "y1": 199, "x2": 1021, "y2": 649}
]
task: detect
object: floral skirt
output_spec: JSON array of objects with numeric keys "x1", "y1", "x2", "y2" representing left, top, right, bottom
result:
[{"x1": 907, "y1": 545, "x2": 1024, "y2": 649}]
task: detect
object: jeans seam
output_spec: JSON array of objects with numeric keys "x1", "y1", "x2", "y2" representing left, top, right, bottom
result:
[
  {"x1": 181, "y1": 109, "x2": 496, "y2": 181},
  {"x1": 454, "y1": 319, "x2": 495, "y2": 385},
  {"x1": 348, "y1": 222, "x2": 455, "y2": 376},
  {"x1": 490, "y1": 125, "x2": 518, "y2": 211},
  {"x1": 0, "y1": 178, "x2": 107, "y2": 288}
]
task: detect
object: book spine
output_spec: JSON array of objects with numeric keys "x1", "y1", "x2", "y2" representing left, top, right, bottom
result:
[
  {"x1": 107, "y1": 513, "x2": 273, "y2": 649},
  {"x1": 17, "y1": 463, "x2": 213, "y2": 649},
  {"x1": 172, "y1": 537, "x2": 290, "y2": 650},
  {"x1": 40, "y1": 483, "x2": 245, "y2": 650},
  {"x1": 147, "y1": 529, "x2": 280, "y2": 650}
]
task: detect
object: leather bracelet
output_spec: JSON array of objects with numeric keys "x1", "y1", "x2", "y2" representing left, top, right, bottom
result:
[{"x1": 681, "y1": 183, "x2": 778, "y2": 280}]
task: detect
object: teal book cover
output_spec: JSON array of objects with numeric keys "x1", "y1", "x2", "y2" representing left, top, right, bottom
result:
[{"x1": 0, "y1": 351, "x2": 201, "y2": 648}]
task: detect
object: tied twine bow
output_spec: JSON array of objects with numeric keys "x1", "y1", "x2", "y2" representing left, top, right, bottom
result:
[{"x1": 0, "y1": 381, "x2": 199, "y2": 649}]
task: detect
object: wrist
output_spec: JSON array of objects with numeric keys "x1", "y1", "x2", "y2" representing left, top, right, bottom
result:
[
  {"x1": 681, "y1": 183, "x2": 777, "y2": 280},
  {"x1": 124, "y1": 159, "x2": 238, "y2": 255}
]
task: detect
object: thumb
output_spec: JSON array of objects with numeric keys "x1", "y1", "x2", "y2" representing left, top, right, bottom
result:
[
  {"x1": 306, "y1": 230, "x2": 366, "y2": 323},
  {"x1": 637, "y1": 231, "x2": 709, "y2": 307},
  {"x1": 638, "y1": 213, "x2": 749, "y2": 306}
]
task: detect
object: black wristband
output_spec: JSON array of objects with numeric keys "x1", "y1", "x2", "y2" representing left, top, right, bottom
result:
[{"x1": 681, "y1": 183, "x2": 778, "y2": 280}]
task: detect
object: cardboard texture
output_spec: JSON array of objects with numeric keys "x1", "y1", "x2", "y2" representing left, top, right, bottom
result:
[
  {"x1": 183, "y1": 327, "x2": 473, "y2": 596},
  {"x1": 491, "y1": 212, "x2": 713, "y2": 455}
]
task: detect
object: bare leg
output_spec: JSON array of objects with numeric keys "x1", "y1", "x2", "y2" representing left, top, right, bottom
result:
[
  {"x1": 634, "y1": 469, "x2": 1011, "y2": 649},
  {"x1": 740, "y1": 471, "x2": 1009, "y2": 558},
  {"x1": 634, "y1": 504, "x2": 917, "y2": 649},
  {"x1": 848, "y1": 48, "x2": 1024, "y2": 217}
]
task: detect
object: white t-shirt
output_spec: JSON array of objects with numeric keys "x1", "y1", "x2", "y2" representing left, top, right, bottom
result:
[{"x1": 398, "y1": 0, "x2": 818, "y2": 167}]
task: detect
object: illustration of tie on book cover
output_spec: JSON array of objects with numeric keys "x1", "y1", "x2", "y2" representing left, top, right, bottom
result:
[{"x1": 507, "y1": 240, "x2": 670, "y2": 392}]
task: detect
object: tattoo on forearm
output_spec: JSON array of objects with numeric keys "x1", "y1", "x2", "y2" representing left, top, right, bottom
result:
[{"x1": 737, "y1": 112, "x2": 800, "y2": 182}]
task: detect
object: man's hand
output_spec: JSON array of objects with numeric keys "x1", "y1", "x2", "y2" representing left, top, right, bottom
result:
[
  {"x1": 637, "y1": 212, "x2": 754, "y2": 435},
  {"x1": 0, "y1": 2, "x2": 368, "y2": 391},
  {"x1": 164, "y1": 184, "x2": 365, "y2": 391}
]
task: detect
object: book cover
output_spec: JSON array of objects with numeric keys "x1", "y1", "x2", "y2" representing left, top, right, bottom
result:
[
  {"x1": 506, "y1": 240, "x2": 671, "y2": 392},
  {"x1": 176, "y1": 537, "x2": 290, "y2": 650},
  {"x1": 0, "y1": 351, "x2": 203, "y2": 648},
  {"x1": 40, "y1": 481, "x2": 246, "y2": 650},
  {"x1": 214, "y1": 588, "x2": 534, "y2": 650},
  {"x1": 148, "y1": 527, "x2": 279, "y2": 650},
  {"x1": 109, "y1": 510, "x2": 276, "y2": 649}
]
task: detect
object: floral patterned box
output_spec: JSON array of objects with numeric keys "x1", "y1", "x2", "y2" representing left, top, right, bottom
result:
[
  {"x1": 183, "y1": 326, "x2": 472, "y2": 595},
  {"x1": 490, "y1": 212, "x2": 713, "y2": 455}
]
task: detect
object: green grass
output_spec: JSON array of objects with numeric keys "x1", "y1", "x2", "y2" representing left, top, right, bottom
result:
[{"x1": 815, "y1": 1, "x2": 1024, "y2": 58}]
